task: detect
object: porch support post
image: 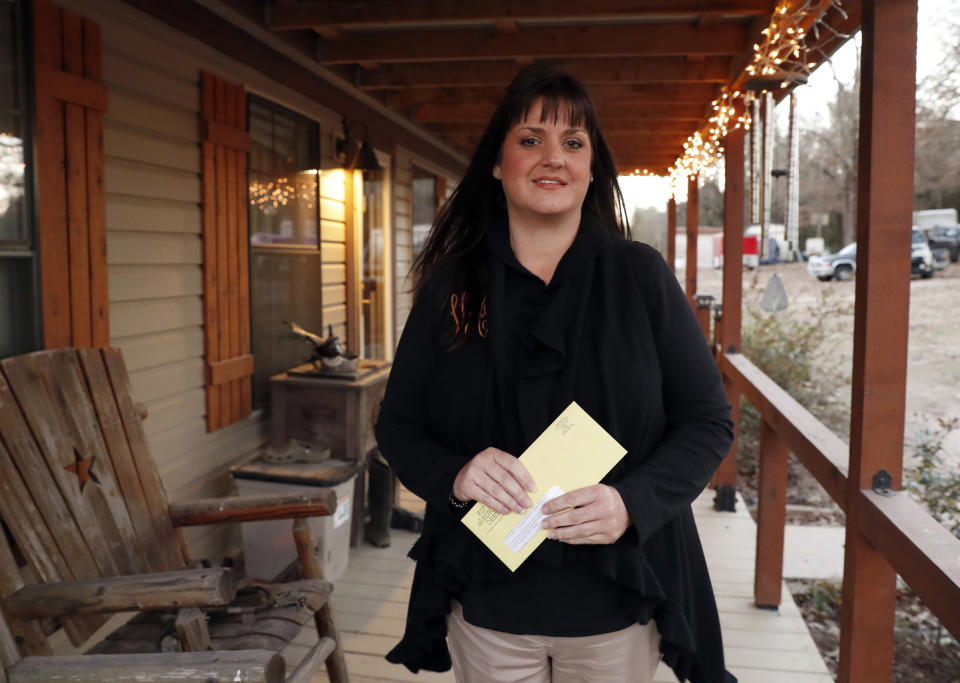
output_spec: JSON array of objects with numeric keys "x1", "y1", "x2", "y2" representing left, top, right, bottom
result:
[
  {"x1": 685, "y1": 173, "x2": 699, "y2": 302},
  {"x1": 838, "y1": 1, "x2": 917, "y2": 681},
  {"x1": 712, "y1": 108, "x2": 745, "y2": 490},
  {"x1": 754, "y1": 420, "x2": 788, "y2": 607},
  {"x1": 666, "y1": 196, "x2": 677, "y2": 272}
]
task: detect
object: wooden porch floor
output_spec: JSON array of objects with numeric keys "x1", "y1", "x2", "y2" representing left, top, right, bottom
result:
[{"x1": 288, "y1": 489, "x2": 833, "y2": 683}]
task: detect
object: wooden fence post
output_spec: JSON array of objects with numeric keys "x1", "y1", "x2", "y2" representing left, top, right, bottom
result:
[
  {"x1": 685, "y1": 173, "x2": 699, "y2": 303},
  {"x1": 838, "y1": 0, "x2": 917, "y2": 680},
  {"x1": 711, "y1": 109, "x2": 745, "y2": 491},
  {"x1": 666, "y1": 196, "x2": 677, "y2": 273},
  {"x1": 754, "y1": 420, "x2": 788, "y2": 608}
]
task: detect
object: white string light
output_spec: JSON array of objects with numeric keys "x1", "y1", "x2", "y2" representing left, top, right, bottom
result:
[
  {"x1": 665, "y1": 0, "x2": 848, "y2": 188},
  {"x1": 248, "y1": 175, "x2": 316, "y2": 214}
]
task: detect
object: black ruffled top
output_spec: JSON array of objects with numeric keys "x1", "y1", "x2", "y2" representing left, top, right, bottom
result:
[{"x1": 374, "y1": 212, "x2": 737, "y2": 682}]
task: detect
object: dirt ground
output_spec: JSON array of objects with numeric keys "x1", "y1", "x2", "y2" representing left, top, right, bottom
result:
[{"x1": 693, "y1": 259, "x2": 960, "y2": 466}]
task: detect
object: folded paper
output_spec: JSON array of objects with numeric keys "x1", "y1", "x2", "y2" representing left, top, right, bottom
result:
[{"x1": 461, "y1": 401, "x2": 627, "y2": 571}]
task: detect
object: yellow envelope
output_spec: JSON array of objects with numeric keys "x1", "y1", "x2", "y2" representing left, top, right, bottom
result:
[{"x1": 460, "y1": 401, "x2": 627, "y2": 571}]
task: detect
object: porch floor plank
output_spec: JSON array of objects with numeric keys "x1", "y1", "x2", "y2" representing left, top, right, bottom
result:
[{"x1": 293, "y1": 489, "x2": 832, "y2": 682}]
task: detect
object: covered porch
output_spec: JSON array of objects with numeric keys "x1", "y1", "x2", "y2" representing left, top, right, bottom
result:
[
  {"x1": 2, "y1": 1, "x2": 959, "y2": 682},
  {"x1": 297, "y1": 488, "x2": 831, "y2": 683}
]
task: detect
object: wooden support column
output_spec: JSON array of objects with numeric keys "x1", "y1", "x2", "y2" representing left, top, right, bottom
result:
[
  {"x1": 666, "y1": 196, "x2": 677, "y2": 272},
  {"x1": 838, "y1": 1, "x2": 917, "y2": 681},
  {"x1": 754, "y1": 420, "x2": 788, "y2": 607},
  {"x1": 685, "y1": 173, "x2": 699, "y2": 302},
  {"x1": 712, "y1": 109, "x2": 745, "y2": 491}
]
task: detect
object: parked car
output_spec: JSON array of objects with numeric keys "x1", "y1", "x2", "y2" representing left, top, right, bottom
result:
[
  {"x1": 911, "y1": 228, "x2": 934, "y2": 278},
  {"x1": 927, "y1": 224, "x2": 960, "y2": 262},
  {"x1": 807, "y1": 242, "x2": 856, "y2": 281},
  {"x1": 932, "y1": 246, "x2": 950, "y2": 271}
]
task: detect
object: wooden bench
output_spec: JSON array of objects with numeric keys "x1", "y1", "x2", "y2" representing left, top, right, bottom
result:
[{"x1": 0, "y1": 348, "x2": 348, "y2": 683}]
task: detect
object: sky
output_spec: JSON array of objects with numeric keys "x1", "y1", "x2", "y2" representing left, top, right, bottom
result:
[{"x1": 619, "y1": 0, "x2": 953, "y2": 213}]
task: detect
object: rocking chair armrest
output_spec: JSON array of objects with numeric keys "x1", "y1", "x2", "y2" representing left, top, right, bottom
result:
[
  {"x1": 7, "y1": 650, "x2": 284, "y2": 683},
  {"x1": 3, "y1": 568, "x2": 236, "y2": 620},
  {"x1": 168, "y1": 490, "x2": 338, "y2": 527}
]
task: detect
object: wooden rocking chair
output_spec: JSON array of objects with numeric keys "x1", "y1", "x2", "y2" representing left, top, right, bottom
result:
[{"x1": 0, "y1": 348, "x2": 349, "y2": 683}]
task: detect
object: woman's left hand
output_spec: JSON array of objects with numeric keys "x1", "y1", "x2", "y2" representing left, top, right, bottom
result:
[{"x1": 540, "y1": 484, "x2": 630, "y2": 544}]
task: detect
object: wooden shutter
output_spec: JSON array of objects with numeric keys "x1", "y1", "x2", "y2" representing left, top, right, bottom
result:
[
  {"x1": 200, "y1": 73, "x2": 252, "y2": 431},
  {"x1": 33, "y1": 0, "x2": 109, "y2": 348}
]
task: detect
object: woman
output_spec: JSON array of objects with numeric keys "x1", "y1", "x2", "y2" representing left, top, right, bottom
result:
[{"x1": 375, "y1": 64, "x2": 736, "y2": 683}]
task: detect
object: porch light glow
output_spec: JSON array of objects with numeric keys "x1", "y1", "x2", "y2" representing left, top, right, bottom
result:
[{"x1": 667, "y1": 0, "x2": 847, "y2": 188}]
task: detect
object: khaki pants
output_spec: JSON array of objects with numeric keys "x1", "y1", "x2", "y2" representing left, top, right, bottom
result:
[{"x1": 446, "y1": 602, "x2": 661, "y2": 683}]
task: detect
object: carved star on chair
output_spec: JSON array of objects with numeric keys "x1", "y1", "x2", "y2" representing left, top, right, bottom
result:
[{"x1": 65, "y1": 449, "x2": 100, "y2": 491}]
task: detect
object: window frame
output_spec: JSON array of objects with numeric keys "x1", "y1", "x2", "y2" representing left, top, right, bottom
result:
[
  {"x1": 245, "y1": 93, "x2": 324, "y2": 409},
  {"x1": 0, "y1": 0, "x2": 41, "y2": 358}
]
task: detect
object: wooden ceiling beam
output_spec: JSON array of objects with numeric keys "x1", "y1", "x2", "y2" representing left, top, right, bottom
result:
[
  {"x1": 358, "y1": 57, "x2": 732, "y2": 89},
  {"x1": 415, "y1": 102, "x2": 708, "y2": 122},
  {"x1": 319, "y1": 23, "x2": 749, "y2": 64},
  {"x1": 386, "y1": 83, "x2": 721, "y2": 108},
  {"x1": 270, "y1": 0, "x2": 771, "y2": 30}
]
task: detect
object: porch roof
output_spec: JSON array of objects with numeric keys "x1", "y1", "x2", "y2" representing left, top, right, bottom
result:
[{"x1": 266, "y1": 0, "x2": 862, "y2": 174}]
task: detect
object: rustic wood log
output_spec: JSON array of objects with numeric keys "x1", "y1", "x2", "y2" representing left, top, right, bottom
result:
[
  {"x1": 292, "y1": 520, "x2": 348, "y2": 683},
  {"x1": 287, "y1": 636, "x2": 336, "y2": 683},
  {"x1": 6, "y1": 650, "x2": 285, "y2": 682},
  {"x1": 174, "y1": 608, "x2": 211, "y2": 652},
  {"x1": 4, "y1": 569, "x2": 236, "y2": 619},
  {"x1": 169, "y1": 491, "x2": 337, "y2": 527}
]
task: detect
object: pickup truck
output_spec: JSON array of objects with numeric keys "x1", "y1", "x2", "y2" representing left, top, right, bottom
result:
[{"x1": 927, "y1": 224, "x2": 960, "y2": 262}]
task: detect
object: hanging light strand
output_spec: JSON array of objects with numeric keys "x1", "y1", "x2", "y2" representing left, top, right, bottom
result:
[{"x1": 666, "y1": 0, "x2": 847, "y2": 189}]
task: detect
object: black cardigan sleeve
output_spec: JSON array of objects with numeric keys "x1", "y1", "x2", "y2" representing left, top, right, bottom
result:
[
  {"x1": 611, "y1": 245, "x2": 735, "y2": 544},
  {"x1": 374, "y1": 285, "x2": 472, "y2": 514}
]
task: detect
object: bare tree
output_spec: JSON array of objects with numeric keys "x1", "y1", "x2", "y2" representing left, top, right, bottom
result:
[
  {"x1": 914, "y1": 19, "x2": 960, "y2": 212},
  {"x1": 799, "y1": 51, "x2": 861, "y2": 246}
]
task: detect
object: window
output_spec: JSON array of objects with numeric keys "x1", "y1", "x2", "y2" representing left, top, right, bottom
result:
[
  {"x1": 1, "y1": 0, "x2": 38, "y2": 359},
  {"x1": 248, "y1": 96, "x2": 322, "y2": 408},
  {"x1": 411, "y1": 165, "x2": 437, "y2": 259}
]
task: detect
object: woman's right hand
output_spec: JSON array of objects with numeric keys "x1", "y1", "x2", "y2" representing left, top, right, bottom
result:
[{"x1": 452, "y1": 447, "x2": 536, "y2": 514}]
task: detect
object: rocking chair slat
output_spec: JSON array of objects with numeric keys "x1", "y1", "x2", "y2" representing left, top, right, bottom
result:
[
  {"x1": 101, "y1": 347, "x2": 186, "y2": 568},
  {"x1": 76, "y1": 348, "x2": 164, "y2": 572}
]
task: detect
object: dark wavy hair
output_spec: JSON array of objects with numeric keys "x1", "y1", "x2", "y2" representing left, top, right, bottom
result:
[{"x1": 412, "y1": 64, "x2": 629, "y2": 322}]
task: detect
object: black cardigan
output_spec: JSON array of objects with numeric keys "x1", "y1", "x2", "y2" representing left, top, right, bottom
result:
[{"x1": 375, "y1": 212, "x2": 737, "y2": 683}]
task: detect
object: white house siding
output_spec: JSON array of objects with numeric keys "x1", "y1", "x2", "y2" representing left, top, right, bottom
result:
[
  {"x1": 393, "y1": 147, "x2": 414, "y2": 342},
  {"x1": 62, "y1": 0, "x2": 349, "y2": 563},
  {"x1": 319, "y1": 163, "x2": 348, "y2": 343}
]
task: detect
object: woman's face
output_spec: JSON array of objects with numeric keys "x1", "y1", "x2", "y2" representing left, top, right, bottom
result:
[{"x1": 493, "y1": 98, "x2": 593, "y2": 224}]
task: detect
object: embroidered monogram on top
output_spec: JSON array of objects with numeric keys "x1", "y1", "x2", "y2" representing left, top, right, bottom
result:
[{"x1": 450, "y1": 292, "x2": 488, "y2": 337}]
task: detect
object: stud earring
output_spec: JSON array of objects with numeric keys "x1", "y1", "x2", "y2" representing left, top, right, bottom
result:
[
  {"x1": 493, "y1": 168, "x2": 502, "y2": 180},
  {"x1": 590, "y1": 175, "x2": 594, "y2": 183}
]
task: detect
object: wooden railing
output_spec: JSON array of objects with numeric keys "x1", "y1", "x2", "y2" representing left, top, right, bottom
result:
[{"x1": 716, "y1": 348, "x2": 960, "y2": 640}]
